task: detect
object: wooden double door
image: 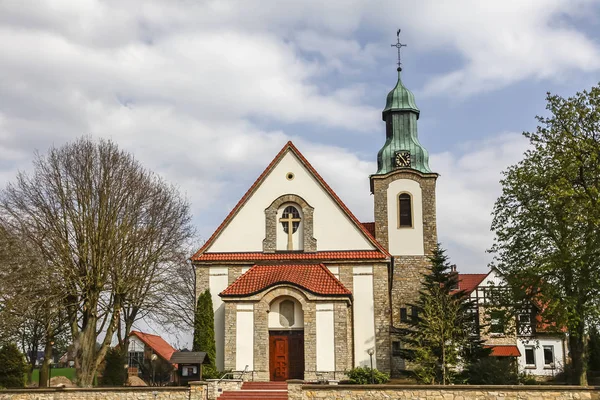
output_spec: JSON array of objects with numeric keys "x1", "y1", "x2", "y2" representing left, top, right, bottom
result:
[{"x1": 269, "y1": 330, "x2": 304, "y2": 381}]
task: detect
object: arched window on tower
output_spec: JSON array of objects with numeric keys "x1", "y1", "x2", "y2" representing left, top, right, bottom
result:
[{"x1": 398, "y1": 193, "x2": 412, "y2": 228}]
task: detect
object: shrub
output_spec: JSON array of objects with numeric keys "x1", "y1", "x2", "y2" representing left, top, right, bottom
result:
[
  {"x1": 101, "y1": 347, "x2": 127, "y2": 386},
  {"x1": 518, "y1": 372, "x2": 538, "y2": 385},
  {"x1": 463, "y1": 357, "x2": 518, "y2": 384},
  {"x1": 346, "y1": 366, "x2": 389, "y2": 384},
  {"x1": 0, "y1": 343, "x2": 26, "y2": 388}
]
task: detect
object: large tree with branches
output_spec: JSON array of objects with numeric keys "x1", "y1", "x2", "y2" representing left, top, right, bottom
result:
[
  {"x1": 491, "y1": 84, "x2": 600, "y2": 385},
  {"x1": 0, "y1": 137, "x2": 195, "y2": 386}
]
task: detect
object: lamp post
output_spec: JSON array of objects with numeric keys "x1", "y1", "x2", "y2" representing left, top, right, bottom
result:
[
  {"x1": 367, "y1": 348, "x2": 375, "y2": 384},
  {"x1": 48, "y1": 340, "x2": 55, "y2": 387},
  {"x1": 151, "y1": 354, "x2": 158, "y2": 385}
]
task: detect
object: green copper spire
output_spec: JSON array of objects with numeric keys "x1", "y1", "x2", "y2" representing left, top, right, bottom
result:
[{"x1": 375, "y1": 67, "x2": 432, "y2": 175}]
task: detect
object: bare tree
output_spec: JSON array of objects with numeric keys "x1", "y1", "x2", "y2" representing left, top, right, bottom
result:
[
  {"x1": 0, "y1": 225, "x2": 67, "y2": 386},
  {"x1": 0, "y1": 137, "x2": 195, "y2": 386}
]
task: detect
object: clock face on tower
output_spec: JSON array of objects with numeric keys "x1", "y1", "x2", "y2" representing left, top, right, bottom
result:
[{"x1": 394, "y1": 151, "x2": 411, "y2": 168}]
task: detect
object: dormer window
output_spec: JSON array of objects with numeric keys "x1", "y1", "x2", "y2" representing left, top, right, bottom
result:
[{"x1": 398, "y1": 193, "x2": 412, "y2": 228}]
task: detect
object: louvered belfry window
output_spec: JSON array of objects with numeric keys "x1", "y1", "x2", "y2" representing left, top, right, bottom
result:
[
  {"x1": 281, "y1": 206, "x2": 301, "y2": 233},
  {"x1": 399, "y1": 193, "x2": 412, "y2": 227}
]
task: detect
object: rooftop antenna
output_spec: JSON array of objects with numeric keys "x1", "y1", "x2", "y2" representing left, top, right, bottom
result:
[{"x1": 391, "y1": 29, "x2": 407, "y2": 71}]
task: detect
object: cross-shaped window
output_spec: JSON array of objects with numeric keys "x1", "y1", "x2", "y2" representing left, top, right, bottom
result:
[{"x1": 279, "y1": 206, "x2": 301, "y2": 250}]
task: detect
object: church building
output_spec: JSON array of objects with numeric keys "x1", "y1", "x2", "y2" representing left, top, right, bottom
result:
[{"x1": 192, "y1": 62, "x2": 437, "y2": 381}]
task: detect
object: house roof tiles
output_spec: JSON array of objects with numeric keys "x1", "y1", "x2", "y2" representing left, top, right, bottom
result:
[
  {"x1": 193, "y1": 250, "x2": 387, "y2": 262},
  {"x1": 129, "y1": 331, "x2": 176, "y2": 363},
  {"x1": 457, "y1": 273, "x2": 488, "y2": 294}
]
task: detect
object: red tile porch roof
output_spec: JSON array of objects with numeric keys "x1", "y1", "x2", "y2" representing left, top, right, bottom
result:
[
  {"x1": 220, "y1": 264, "x2": 352, "y2": 297},
  {"x1": 485, "y1": 345, "x2": 521, "y2": 357}
]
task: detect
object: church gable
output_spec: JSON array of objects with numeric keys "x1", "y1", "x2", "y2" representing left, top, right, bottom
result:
[{"x1": 195, "y1": 142, "x2": 384, "y2": 255}]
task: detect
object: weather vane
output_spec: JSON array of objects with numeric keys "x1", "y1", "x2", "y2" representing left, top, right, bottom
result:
[{"x1": 391, "y1": 29, "x2": 407, "y2": 70}]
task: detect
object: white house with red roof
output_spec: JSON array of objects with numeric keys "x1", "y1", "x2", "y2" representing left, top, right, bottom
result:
[
  {"x1": 192, "y1": 63, "x2": 440, "y2": 381},
  {"x1": 456, "y1": 269, "x2": 568, "y2": 377}
]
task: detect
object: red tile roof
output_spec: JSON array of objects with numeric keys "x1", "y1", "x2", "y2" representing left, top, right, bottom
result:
[
  {"x1": 191, "y1": 142, "x2": 390, "y2": 261},
  {"x1": 361, "y1": 222, "x2": 376, "y2": 237},
  {"x1": 220, "y1": 264, "x2": 352, "y2": 297},
  {"x1": 457, "y1": 273, "x2": 488, "y2": 293},
  {"x1": 193, "y1": 250, "x2": 387, "y2": 262},
  {"x1": 485, "y1": 345, "x2": 521, "y2": 357},
  {"x1": 129, "y1": 331, "x2": 176, "y2": 363}
]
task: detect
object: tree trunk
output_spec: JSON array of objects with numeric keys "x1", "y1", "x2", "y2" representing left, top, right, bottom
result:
[
  {"x1": 74, "y1": 326, "x2": 100, "y2": 387},
  {"x1": 568, "y1": 321, "x2": 588, "y2": 385},
  {"x1": 38, "y1": 341, "x2": 53, "y2": 388}
]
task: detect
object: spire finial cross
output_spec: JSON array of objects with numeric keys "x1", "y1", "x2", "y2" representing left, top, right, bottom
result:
[{"x1": 391, "y1": 29, "x2": 407, "y2": 70}]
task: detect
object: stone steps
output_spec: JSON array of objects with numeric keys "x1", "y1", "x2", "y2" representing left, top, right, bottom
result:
[{"x1": 219, "y1": 381, "x2": 288, "y2": 400}]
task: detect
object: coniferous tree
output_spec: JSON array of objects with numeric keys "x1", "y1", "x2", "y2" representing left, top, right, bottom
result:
[
  {"x1": 0, "y1": 343, "x2": 26, "y2": 388},
  {"x1": 399, "y1": 245, "x2": 486, "y2": 384},
  {"x1": 193, "y1": 289, "x2": 217, "y2": 377},
  {"x1": 101, "y1": 347, "x2": 127, "y2": 386}
]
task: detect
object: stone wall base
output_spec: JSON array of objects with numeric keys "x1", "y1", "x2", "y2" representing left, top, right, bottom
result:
[{"x1": 288, "y1": 382, "x2": 600, "y2": 400}]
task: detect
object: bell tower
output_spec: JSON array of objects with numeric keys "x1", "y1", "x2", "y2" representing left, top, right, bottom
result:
[{"x1": 370, "y1": 32, "x2": 438, "y2": 374}]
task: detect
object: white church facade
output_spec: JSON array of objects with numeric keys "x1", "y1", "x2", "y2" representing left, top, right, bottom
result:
[{"x1": 192, "y1": 64, "x2": 437, "y2": 381}]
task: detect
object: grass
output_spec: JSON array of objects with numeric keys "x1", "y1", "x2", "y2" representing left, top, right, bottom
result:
[{"x1": 27, "y1": 368, "x2": 76, "y2": 385}]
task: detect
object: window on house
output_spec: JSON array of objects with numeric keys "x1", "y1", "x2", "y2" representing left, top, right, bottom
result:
[
  {"x1": 392, "y1": 341, "x2": 401, "y2": 356},
  {"x1": 490, "y1": 311, "x2": 504, "y2": 334},
  {"x1": 543, "y1": 346, "x2": 554, "y2": 367},
  {"x1": 411, "y1": 306, "x2": 419, "y2": 320},
  {"x1": 525, "y1": 346, "x2": 536, "y2": 367},
  {"x1": 398, "y1": 193, "x2": 412, "y2": 227},
  {"x1": 128, "y1": 351, "x2": 144, "y2": 368},
  {"x1": 518, "y1": 313, "x2": 533, "y2": 336},
  {"x1": 400, "y1": 308, "x2": 408, "y2": 322}
]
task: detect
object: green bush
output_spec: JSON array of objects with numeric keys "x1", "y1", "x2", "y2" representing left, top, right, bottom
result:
[
  {"x1": 0, "y1": 343, "x2": 27, "y2": 388},
  {"x1": 518, "y1": 372, "x2": 538, "y2": 385},
  {"x1": 463, "y1": 357, "x2": 519, "y2": 384},
  {"x1": 101, "y1": 347, "x2": 127, "y2": 386},
  {"x1": 346, "y1": 366, "x2": 389, "y2": 384}
]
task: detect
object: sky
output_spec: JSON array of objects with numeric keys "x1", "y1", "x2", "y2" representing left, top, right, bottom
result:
[{"x1": 1, "y1": 1, "x2": 600, "y2": 343}]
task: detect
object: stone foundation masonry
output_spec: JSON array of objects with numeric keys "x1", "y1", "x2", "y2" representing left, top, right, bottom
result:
[{"x1": 288, "y1": 382, "x2": 600, "y2": 400}]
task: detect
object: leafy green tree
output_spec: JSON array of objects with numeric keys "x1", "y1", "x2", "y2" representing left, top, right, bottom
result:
[
  {"x1": 101, "y1": 347, "x2": 127, "y2": 386},
  {"x1": 0, "y1": 343, "x2": 26, "y2": 388},
  {"x1": 193, "y1": 289, "x2": 217, "y2": 378},
  {"x1": 490, "y1": 84, "x2": 600, "y2": 385},
  {"x1": 399, "y1": 245, "x2": 485, "y2": 384}
]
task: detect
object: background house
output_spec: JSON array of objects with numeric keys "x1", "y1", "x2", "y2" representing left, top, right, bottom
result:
[
  {"x1": 457, "y1": 269, "x2": 568, "y2": 377},
  {"x1": 127, "y1": 330, "x2": 177, "y2": 384}
]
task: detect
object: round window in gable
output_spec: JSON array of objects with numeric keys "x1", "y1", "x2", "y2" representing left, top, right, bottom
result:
[{"x1": 286, "y1": 172, "x2": 295, "y2": 180}]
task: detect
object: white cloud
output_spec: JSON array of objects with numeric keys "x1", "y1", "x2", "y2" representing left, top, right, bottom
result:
[
  {"x1": 0, "y1": 0, "x2": 595, "y2": 271},
  {"x1": 432, "y1": 133, "x2": 530, "y2": 271}
]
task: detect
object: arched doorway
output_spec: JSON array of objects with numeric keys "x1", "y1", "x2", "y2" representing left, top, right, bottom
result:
[{"x1": 268, "y1": 296, "x2": 304, "y2": 381}]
